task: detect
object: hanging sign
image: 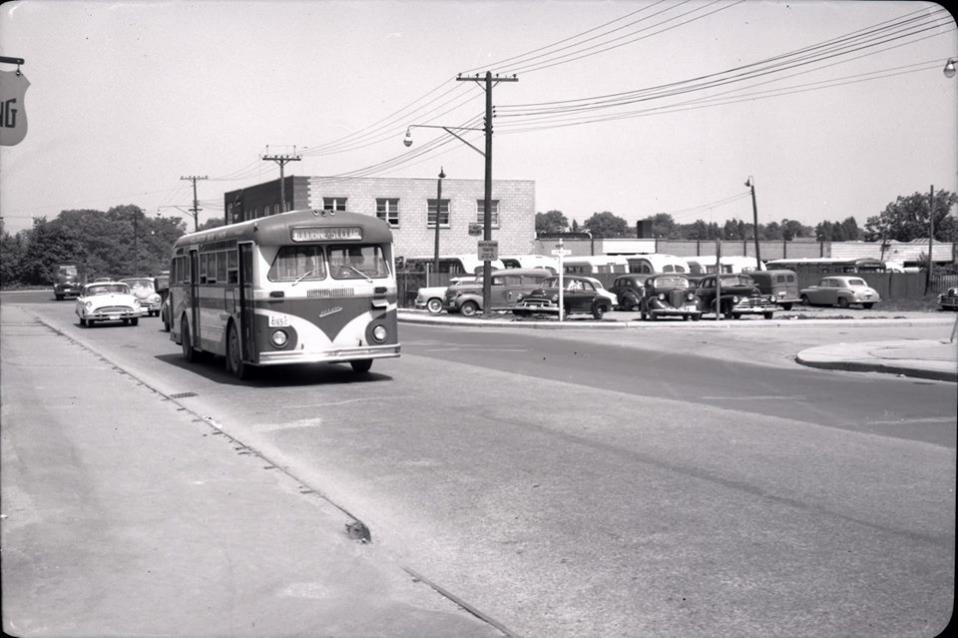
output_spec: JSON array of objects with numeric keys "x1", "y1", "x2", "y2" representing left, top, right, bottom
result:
[{"x1": 0, "y1": 70, "x2": 29, "y2": 146}]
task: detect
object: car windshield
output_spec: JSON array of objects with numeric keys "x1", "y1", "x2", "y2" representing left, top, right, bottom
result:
[
  {"x1": 651, "y1": 276, "x2": 688, "y2": 289},
  {"x1": 846, "y1": 278, "x2": 867, "y2": 287},
  {"x1": 719, "y1": 275, "x2": 753, "y2": 286},
  {"x1": 87, "y1": 284, "x2": 129, "y2": 296}
]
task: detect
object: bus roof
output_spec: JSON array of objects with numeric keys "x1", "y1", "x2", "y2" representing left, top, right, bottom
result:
[{"x1": 173, "y1": 209, "x2": 393, "y2": 251}]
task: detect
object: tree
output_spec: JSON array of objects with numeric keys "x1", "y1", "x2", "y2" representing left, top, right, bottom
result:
[
  {"x1": 648, "y1": 213, "x2": 676, "y2": 239},
  {"x1": 197, "y1": 218, "x2": 225, "y2": 231},
  {"x1": 582, "y1": 211, "x2": 629, "y2": 238},
  {"x1": 535, "y1": 210, "x2": 568, "y2": 234},
  {"x1": 863, "y1": 189, "x2": 958, "y2": 242}
]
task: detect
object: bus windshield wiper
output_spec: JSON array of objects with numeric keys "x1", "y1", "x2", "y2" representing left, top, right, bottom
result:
[
  {"x1": 344, "y1": 265, "x2": 373, "y2": 282},
  {"x1": 292, "y1": 270, "x2": 315, "y2": 286}
]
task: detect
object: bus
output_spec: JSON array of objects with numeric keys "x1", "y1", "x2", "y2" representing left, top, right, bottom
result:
[
  {"x1": 168, "y1": 209, "x2": 400, "y2": 379},
  {"x1": 403, "y1": 254, "x2": 505, "y2": 276},
  {"x1": 563, "y1": 255, "x2": 630, "y2": 275},
  {"x1": 500, "y1": 254, "x2": 559, "y2": 273},
  {"x1": 686, "y1": 255, "x2": 765, "y2": 275},
  {"x1": 764, "y1": 257, "x2": 885, "y2": 275}
]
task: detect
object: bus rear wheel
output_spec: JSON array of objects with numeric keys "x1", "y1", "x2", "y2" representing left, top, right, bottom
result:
[
  {"x1": 226, "y1": 323, "x2": 250, "y2": 380},
  {"x1": 350, "y1": 359, "x2": 373, "y2": 374}
]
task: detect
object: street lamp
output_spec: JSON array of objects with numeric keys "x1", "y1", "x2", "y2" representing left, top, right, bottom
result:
[{"x1": 434, "y1": 167, "x2": 446, "y2": 277}]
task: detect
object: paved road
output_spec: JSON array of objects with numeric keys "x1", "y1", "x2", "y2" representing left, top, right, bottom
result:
[{"x1": 3, "y1": 293, "x2": 954, "y2": 638}]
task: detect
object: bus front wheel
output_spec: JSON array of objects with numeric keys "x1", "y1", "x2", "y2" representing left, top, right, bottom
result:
[
  {"x1": 350, "y1": 359, "x2": 373, "y2": 374},
  {"x1": 181, "y1": 320, "x2": 199, "y2": 363},
  {"x1": 226, "y1": 323, "x2": 250, "y2": 380}
]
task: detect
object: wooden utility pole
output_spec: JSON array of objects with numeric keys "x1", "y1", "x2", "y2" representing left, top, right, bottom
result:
[
  {"x1": 262, "y1": 152, "x2": 302, "y2": 212},
  {"x1": 180, "y1": 175, "x2": 208, "y2": 231}
]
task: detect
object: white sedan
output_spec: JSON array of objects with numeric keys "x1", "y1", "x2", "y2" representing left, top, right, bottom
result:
[
  {"x1": 799, "y1": 276, "x2": 880, "y2": 309},
  {"x1": 75, "y1": 282, "x2": 145, "y2": 327}
]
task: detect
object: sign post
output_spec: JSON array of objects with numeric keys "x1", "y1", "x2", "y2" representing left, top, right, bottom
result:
[{"x1": 551, "y1": 239, "x2": 572, "y2": 322}]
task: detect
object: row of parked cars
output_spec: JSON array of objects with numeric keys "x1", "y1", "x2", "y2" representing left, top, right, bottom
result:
[{"x1": 415, "y1": 268, "x2": 884, "y2": 320}]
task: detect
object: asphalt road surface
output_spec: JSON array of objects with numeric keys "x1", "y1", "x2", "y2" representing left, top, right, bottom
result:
[{"x1": 3, "y1": 291, "x2": 955, "y2": 638}]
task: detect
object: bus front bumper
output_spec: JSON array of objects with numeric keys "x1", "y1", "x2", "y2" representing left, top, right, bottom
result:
[{"x1": 256, "y1": 343, "x2": 401, "y2": 366}]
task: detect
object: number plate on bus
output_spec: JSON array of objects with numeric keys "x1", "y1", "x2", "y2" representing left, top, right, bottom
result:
[{"x1": 268, "y1": 315, "x2": 290, "y2": 327}]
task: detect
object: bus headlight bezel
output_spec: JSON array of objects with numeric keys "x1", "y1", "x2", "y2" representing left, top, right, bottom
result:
[
  {"x1": 271, "y1": 329, "x2": 289, "y2": 348},
  {"x1": 372, "y1": 325, "x2": 388, "y2": 343}
]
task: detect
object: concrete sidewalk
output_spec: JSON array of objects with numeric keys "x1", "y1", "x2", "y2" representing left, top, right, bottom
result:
[
  {"x1": 0, "y1": 304, "x2": 506, "y2": 638},
  {"x1": 795, "y1": 339, "x2": 958, "y2": 382}
]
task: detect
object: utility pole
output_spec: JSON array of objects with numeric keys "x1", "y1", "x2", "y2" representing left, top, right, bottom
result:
[
  {"x1": 180, "y1": 175, "x2": 208, "y2": 232},
  {"x1": 745, "y1": 176, "x2": 761, "y2": 269},
  {"x1": 926, "y1": 184, "x2": 935, "y2": 295},
  {"x1": 457, "y1": 72, "x2": 518, "y2": 317},
  {"x1": 262, "y1": 151, "x2": 302, "y2": 212}
]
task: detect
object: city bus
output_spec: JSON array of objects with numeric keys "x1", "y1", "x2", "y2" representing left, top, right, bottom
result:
[
  {"x1": 168, "y1": 209, "x2": 400, "y2": 379},
  {"x1": 764, "y1": 257, "x2": 885, "y2": 275}
]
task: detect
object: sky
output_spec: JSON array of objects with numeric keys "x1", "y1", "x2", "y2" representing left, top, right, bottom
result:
[{"x1": 1, "y1": 0, "x2": 956, "y2": 236}]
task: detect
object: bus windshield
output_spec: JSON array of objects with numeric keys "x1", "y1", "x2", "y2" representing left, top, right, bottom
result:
[
  {"x1": 268, "y1": 246, "x2": 327, "y2": 282},
  {"x1": 329, "y1": 244, "x2": 389, "y2": 280}
]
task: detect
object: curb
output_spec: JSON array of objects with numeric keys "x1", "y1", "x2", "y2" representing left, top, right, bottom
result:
[{"x1": 793, "y1": 354, "x2": 958, "y2": 383}]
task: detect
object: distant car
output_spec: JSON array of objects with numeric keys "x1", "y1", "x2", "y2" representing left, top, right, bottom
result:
[
  {"x1": 53, "y1": 264, "x2": 83, "y2": 300},
  {"x1": 937, "y1": 287, "x2": 958, "y2": 311},
  {"x1": 120, "y1": 277, "x2": 163, "y2": 317},
  {"x1": 610, "y1": 273, "x2": 651, "y2": 311},
  {"x1": 746, "y1": 269, "x2": 801, "y2": 310},
  {"x1": 415, "y1": 276, "x2": 476, "y2": 314},
  {"x1": 75, "y1": 281, "x2": 145, "y2": 327},
  {"x1": 800, "y1": 276, "x2": 880, "y2": 309},
  {"x1": 512, "y1": 275, "x2": 616, "y2": 320},
  {"x1": 445, "y1": 268, "x2": 555, "y2": 316},
  {"x1": 639, "y1": 274, "x2": 701, "y2": 321},
  {"x1": 694, "y1": 273, "x2": 777, "y2": 319}
]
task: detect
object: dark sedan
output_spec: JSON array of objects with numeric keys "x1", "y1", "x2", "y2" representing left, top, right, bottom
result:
[
  {"x1": 639, "y1": 274, "x2": 702, "y2": 321},
  {"x1": 694, "y1": 273, "x2": 776, "y2": 319},
  {"x1": 512, "y1": 275, "x2": 615, "y2": 320}
]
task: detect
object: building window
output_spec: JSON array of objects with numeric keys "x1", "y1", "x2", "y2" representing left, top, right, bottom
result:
[
  {"x1": 323, "y1": 197, "x2": 347, "y2": 212},
  {"x1": 476, "y1": 199, "x2": 500, "y2": 227},
  {"x1": 427, "y1": 199, "x2": 450, "y2": 228},
  {"x1": 376, "y1": 198, "x2": 400, "y2": 227}
]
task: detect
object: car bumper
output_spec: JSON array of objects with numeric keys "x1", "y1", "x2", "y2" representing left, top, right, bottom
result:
[
  {"x1": 83, "y1": 308, "x2": 145, "y2": 321},
  {"x1": 649, "y1": 304, "x2": 701, "y2": 317},
  {"x1": 257, "y1": 344, "x2": 401, "y2": 366}
]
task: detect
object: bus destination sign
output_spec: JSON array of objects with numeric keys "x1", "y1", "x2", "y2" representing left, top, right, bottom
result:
[{"x1": 291, "y1": 226, "x2": 363, "y2": 242}]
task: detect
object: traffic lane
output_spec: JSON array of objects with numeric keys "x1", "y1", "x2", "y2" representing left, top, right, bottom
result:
[
  {"x1": 14, "y1": 300, "x2": 955, "y2": 636},
  {"x1": 197, "y1": 352, "x2": 954, "y2": 638},
  {"x1": 400, "y1": 323, "x2": 958, "y2": 449}
]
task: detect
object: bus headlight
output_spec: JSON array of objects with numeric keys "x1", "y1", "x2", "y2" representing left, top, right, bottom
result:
[
  {"x1": 372, "y1": 325, "x2": 388, "y2": 343},
  {"x1": 271, "y1": 330, "x2": 289, "y2": 347}
]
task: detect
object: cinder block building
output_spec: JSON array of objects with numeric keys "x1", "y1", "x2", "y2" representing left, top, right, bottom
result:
[{"x1": 223, "y1": 175, "x2": 536, "y2": 260}]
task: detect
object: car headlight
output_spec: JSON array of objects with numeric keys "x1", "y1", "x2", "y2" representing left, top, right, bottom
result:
[
  {"x1": 550, "y1": 293, "x2": 559, "y2": 302},
  {"x1": 732, "y1": 295, "x2": 740, "y2": 303},
  {"x1": 685, "y1": 292, "x2": 695, "y2": 301},
  {"x1": 84, "y1": 301, "x2": 92, "y2": 310},
  {"x1": 271, "y1": 330, "x2": 288, "y2": 347},
  {"x1": 372, "y1": 325, "x2": 388, "y2": 343},
  {"x1": 658, "y1": 293, "x2": 665, "y2": 300},
  {"x1": 149, "y1": 293, "x2": 161, "y2": 303}
]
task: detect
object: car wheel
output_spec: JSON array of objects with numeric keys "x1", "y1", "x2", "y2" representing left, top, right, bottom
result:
[
  {"x1": 79, "y1": 317, "x2": 87, "y2": 327},
  {"x1": 862, "y1": 303, "x2": 874, "y2": 309},
  {"x1": 55, "y1": 294, "x2": 64, "y2": 301},
  {"x1": 691, "y1": 314, "x2": 701, "y2": 322},
  {"x1": 130, "y1": 318, "x2": 139, "y2": 326},
  {"x1": 682, "y1": 314, "x2": 690, "y2": 321},
  {"x1": 639, "y1": 310, "x2": 648, "y2": 321},
  {"x1": 226, "y1": 322, "x2": 250, "y2": 380},
  {"x1": 764, "y1": 312, "x2": 774, "y2": 320},
  {"x1": 162, "y1": 317, "x2": 171, "y2": 332},
  {"x1": 426, "y1": 298, "x2": 443, "y2": 314},
  {"x1": 800, "y1": 294, "x2": 811, "y2": 306},
  {"x1": 837, "y1": 297, "x2": 849, "y2": 308},
  {"x1": 732, "y1": 313, "x2": 742, "y2": 320},
  {"x1": 460, "y1": 301, "x2": 479, "y2": 317},
  {"x1": 181, "y1": 320, "x2": 199, "y2": 363},
  {"x1": 592, "y1": 304, "x2": 607, "y2": 320},
  {"x1": 350, "y1": 359, "x2": 373, "y2": 374},
  {"x1": 781, "y1": 303, "x2": 792, "y2": 310}
]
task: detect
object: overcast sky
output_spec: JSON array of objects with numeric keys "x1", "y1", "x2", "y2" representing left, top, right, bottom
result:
[{"x1": 1, "y1": 0, "x2": 955, "y2": 235}]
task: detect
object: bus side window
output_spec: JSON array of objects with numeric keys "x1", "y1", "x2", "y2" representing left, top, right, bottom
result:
[{"x1": 227, "y1": 250, "x2": 239, "y2": 284}]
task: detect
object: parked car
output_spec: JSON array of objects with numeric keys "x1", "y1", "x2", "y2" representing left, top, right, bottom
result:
[
  {"x1": 445, "y1": 268, "x2": 555, "y2": 316},
  {"x1": 512, "y1": 275, "x2": 616, "y2": 320},
  {"x1": 75, "y1": 281, "x2": 145, "y2": 327},
  {"x1": 639, "y1": 274, "x2": 702, "y2": 321},
  {"x1": 120, "y1": 277, "x2": 163, "y2": 317},
  {"x1": 799, "y1": 276, "x2": 880, "y2": 309},
  {"x1": 694, "y1": 273, "x2": 776, "y2": 319},
  {"x1": 937, "y1": 287, "x2": 958, "y2": 311},
  {"x1": 610, "y1": 273, "x2": 652, "y2": 311},
  {"x1": 745, "y1": 269, "x2": 801, "y2": 310},
  {"x1": 415, "y1": 276, "x2": 476, "y2": 314}
]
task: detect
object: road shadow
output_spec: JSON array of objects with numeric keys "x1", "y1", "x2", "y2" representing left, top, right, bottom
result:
[{"x1": 154, "y1": 353, "x2": 394, "y2": 387}]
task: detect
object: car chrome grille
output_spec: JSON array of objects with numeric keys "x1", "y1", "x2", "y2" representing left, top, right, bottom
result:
[{"x1": 96, "y1": 306, "x2": 133, "y2": 313}]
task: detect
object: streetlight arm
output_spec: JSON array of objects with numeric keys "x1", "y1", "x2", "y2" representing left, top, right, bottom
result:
[{"x1": 405, "y1": 124, "x2": 485, "y2": 157}]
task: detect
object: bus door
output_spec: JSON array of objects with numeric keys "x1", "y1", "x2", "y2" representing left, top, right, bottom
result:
[
  {"x1": 238, "y1": 243, "x2": 257, "y2": 364},
  {"x1": 189, "y1": 249, "x2": 200, "y2": 348}
]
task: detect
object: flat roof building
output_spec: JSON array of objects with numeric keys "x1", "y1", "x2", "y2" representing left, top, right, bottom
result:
[{"x1": 224, "y1": 175, "x2": 536, "y2": 260}]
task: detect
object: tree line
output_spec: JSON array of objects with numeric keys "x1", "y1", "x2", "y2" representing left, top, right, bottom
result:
[
  {"x1": 536, "y1": 189, "x2": 958, "y2": 243},
  {"x1": 0, "y1": 206, "x2": 223, "y2": 287}
]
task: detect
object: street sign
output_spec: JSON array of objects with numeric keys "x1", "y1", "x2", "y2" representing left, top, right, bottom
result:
[
  {"x1": 0, "y1": 70, "x2": 29, "y2": 147},
  {"x1": 468, "y1": 222, "x2": 482, "y2": 236},
  {"x1": 551, "y1": 248, "x2": 571, "y2": 257},
  {"x1": 478, "y1": 240, "x2": 498, "y2": 261}
]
